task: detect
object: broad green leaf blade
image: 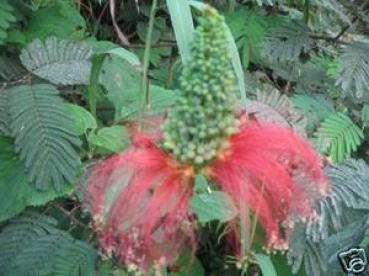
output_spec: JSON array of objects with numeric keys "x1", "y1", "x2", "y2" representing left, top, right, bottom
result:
[
  {"x1": 190, "y1": 191, "x2": 238, "y2": 223},
  {"x1": 25, "y1": 2, "x2": 87, "y2": 42},
  {"x1": 88, "y1": 126, "x2": 129, "y2": 154},
  {"x1": 66, "y1": 104, "x2": 97, "y2": 135},
  {"x1": 99, "y1": 56, "x2": 178, "y2": 120},
  {"x1": 8, "y1": 84, "x2": 82, "y2": 191},
  {"x1": 193, "y1": 174, "x2": 210, "y2": 193},
  {"x1": 0, "y1": 137, "x2": 71, "y2": 223},
  {"x1": 104, "y1": 47, "x2": 141, "y2": 68},
  {"x1": 166, "y1": 0, "x2": 194, "y2": 64},
  {"x1": 255, "y1": 254, "x2": 278, "y2": 276}
]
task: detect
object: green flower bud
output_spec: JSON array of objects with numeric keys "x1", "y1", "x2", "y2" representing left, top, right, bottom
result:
[{"x1": 162, "y1": 6, "x2": 239, "y2": 169}]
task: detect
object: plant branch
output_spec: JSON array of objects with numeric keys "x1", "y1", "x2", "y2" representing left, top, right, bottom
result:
[
  {"x1": 54, "y1": 204, "x2": 89, "y2": 229},
  {"x1": 141, "y1": 0, "x2": 159, "y2": 116},
  {"x1": 310, "y1": 34, "x2": 350, "y2": 45},
  {"x1": 110, "y1": 0, "x2": 131, "y2": 46}
]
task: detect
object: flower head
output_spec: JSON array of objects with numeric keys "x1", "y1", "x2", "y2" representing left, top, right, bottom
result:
[
  {"x1": 86, "y1": 5, "x2": 328, "y2": 272},
  {"x1": 87, "y1": 133, "x2": 196, "y2": 271},
  {"x1": 207, "y1": 119, "x2": 328, "y2": 250}
]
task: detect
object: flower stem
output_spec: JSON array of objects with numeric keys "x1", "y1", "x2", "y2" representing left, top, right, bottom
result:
[
  {"x1": 141, "y1": 0, "x2": 159, "y2": 116},
  {"x1": 249, "y1": 184, "x2": 265, "y2": 248}
]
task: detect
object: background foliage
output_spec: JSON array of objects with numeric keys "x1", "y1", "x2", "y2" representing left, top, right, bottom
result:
[{"x1": 1, "y1": 0, "x2": 369, "y2": 275}]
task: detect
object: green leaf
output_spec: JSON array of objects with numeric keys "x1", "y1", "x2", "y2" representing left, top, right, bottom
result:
[
  {"x1": 136, "y1": 20, "x2": 162, "y2": 44},
  {"x1": 0, "y1": 137, "x2": 71, "y2": 223},
  {"x1": 99, "y1": 56, "x2": 141, "y2": 119},
  {"x1": 336, "y1": 41, "x2": 369, "y2": 98},
  {"x1": 0, "y1": 213, "x2": 97, "y2": 276},
  {"x1": 96, "y1": 260, "x2": 129, "y2": 276},
  {"x1": 0, "y1": 0, "x2": 17, "y2": 46},
  {"x1": 8, "y1": 84, "x2": 82, "y2": 191},
  {"x1": 288, "y1": 159, "x2": 369, "y2": 275},
  {"x1": 193, "y1": 174, "x2": 210, "y2": 193},
  {"x1": 103, "y1": 47, "x2": 141, "y2": 67},
  {"x1": 169, "y1": 250, "x2": 205, "y2": 276},
  {"x1": 88, "y1": 125, "x2": 129, "y2": 154},
  {"x1": 255, "y1": 254, "x2": 277, "y2": 276},
  {"x1": 292, "y1": 94, "x2": 334, "y2": 134},
  {"x1": 99, "y1": 56, "x2": 178, "y2": 120},
  {"x1": 166, "y1": 0, "x2": 195, "y2": 64},
  {"x1": 20, "y1": 37, "x2": 93, "y2": 85},
  {"x1": 226, "y1": 8, "x2": 269, "y2": 63},
  {"x1": 66, "y1": 104, "x2": 97, "y2": 135},
  {"x1": 264, "y1": 20, "x2": 312, "y2": 62},
  {"x1": 0, "y1": 88, "x2": 10, "y2": 136},
  {"x1": 246, "y1": 90, "x2": 306, "y2": 135},
  {"x1": 0, "y1": 56, "x2": 27, "y2": 82},
  {"x1": 190, "y1": 191, "x2": 238, "y2": 223},
  {"x1": 314, "y1": 112, "x2": 364, "y2": 163},
  {"x1": 25, "y1": 2, "x2": 87, "y2": 42},
  {"x1": 362, "y1": 104, "x2": 369, "y2": 129}
]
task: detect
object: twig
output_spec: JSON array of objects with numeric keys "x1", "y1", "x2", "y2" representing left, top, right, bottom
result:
[
  {"x1": 141, "y1": 0, "x2": 159, "y2": 116},
  {"x1": 55, "y1": 204, "x2": 89, "y2": 229},
  {"x1": 110, "y1": 0, "x2": 131, "y2": 46},
  {"x1": 309, "y1": 34, "x2": 350, "y2": 45},
  {"x1": 125, "y1": 42, "x2": 176, "y2": 49},
  {"x1": 334, "y1": 17, "x2": 358, "y2": 42},
  {"x1": 96, "y1": 0, "x2": 110, "y2": 27},
  {"x1": 0, "y1": 74, "x2": 32, "y2": 88}
]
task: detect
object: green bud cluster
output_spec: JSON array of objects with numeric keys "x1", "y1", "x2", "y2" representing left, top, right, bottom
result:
[{"x1": 162, "y1": 7, "x2": 239, "y2": 168}]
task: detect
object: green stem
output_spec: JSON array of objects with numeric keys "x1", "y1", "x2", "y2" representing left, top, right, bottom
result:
[
  {"x1": 240, "y1": 191, "x2": 250, "y2": 258},
  {"x1": 228, "y1": 0, "x2": 236, "y2": 13},
  {"x1": 304, "y1": 0, "x2": 310, "y2": 24},
  {"x1": 141, "y1": 0, "x2": 159, "y2": 115},
  {"x1": 249, "y1": 184, "x2": 265, "y2": 249},
  {"x1": 87, "y1": 55, "x2": 105, "y2": 117}
]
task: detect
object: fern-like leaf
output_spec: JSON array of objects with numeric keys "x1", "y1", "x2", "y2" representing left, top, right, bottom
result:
[
  {"x1": 246, "y1": 90, "x2": 306, "y2": 134},
  {"x1": 288, "y1": 224, "x2": 326, "y2": 275},
  {"x1": 19, "y1": 37, "x2": 93, "y2": 85},
  {"x1": 292, "y1": 94, "x2": 334, "y2": 134},
  {"x1": 7, "y1": 84, "x2": 82, "y2": 191},
  {"x1": 0, "y1": 0, "x2": 16, "y2": 45},
  {"x1": 0, "y1": 213, "x2": 96, "y2": 276},
  {"x1": 288, "y1": 159, "x2": 369, "y2": 275},
  {"x1": 336, "y1": 41, "x2": 369, "y2": 98},
  {"x1": 314, "y1": 112, "x2": 363, "y2": 163},
  {"x1": 307, "y1": 159, "x2": 369, "y2": 242},
  {"x1": 0, "y1": 56, "x2": 27, "y2": 82},
  {"x1": 227, "y1": 9, "x2": 268, "y2": 64},
  {"x1": 263, "y1": 21, "x2": 312, "y2": 62},
  {"x1": 0, "y1": 137, "x2": 71, "y2": 222},
  {"x1": 0, "y1": 88, "x2": 10, "y2": 136}
]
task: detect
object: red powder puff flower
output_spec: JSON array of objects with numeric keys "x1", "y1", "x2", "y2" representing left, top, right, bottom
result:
[
  {"x1": 85, "y1": 6, "x2": 328, "y2": 273},
  {"x1": 86, "y1": 133, "x2": 196, "y2": 272},
  {"x1": 206, "y1": 119, "x2": 328, "y2": 251}
]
